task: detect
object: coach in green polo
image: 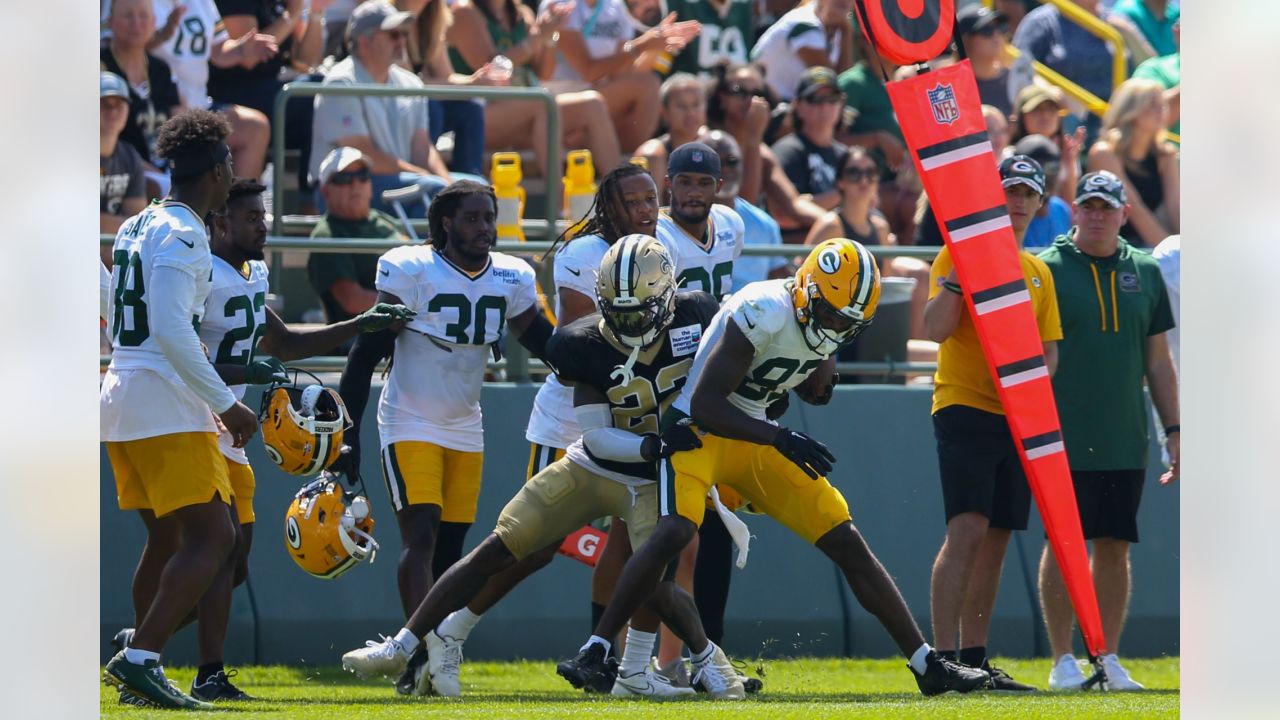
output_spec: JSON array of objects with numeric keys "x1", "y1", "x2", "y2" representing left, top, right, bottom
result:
[{"x1": 1035, "y1": 170, "x2": 1179, "y2": 692}]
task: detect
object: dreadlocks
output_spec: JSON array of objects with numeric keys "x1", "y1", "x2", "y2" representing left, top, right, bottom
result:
[
  {"x1": 427, "y1": 180, "x2": 497, "y2": 250},
  {"x1": 548, "y1": 163, "x2": 652, "y2": 257}
]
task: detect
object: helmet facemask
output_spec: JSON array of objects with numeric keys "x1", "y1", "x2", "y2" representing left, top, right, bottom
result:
[
  {"x1": 600, "y1": 283, "x2": 676, "y2": 349},
  {"x1": 799, "y1": 284, "x2": 875, "y2": 356}
]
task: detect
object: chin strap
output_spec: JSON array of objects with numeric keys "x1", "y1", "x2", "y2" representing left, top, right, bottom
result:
[{"x1": 610, "y1": 344, "x2": 642, "y2": 385}]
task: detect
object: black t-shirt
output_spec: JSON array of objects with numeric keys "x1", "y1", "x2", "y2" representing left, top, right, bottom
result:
[
  {"x1": 208, "y1": 0, "x2": 295, "y2": 105},
  {"x1": 101, "y1": 141, "x2": 146, "y2": 215},
  {"x1": 771, "y1": 133, "x2": 849, "y2": 197},
  {"x1": 975, "y1": 68, "x2": 1013, "y2": 118},
  {"x1": 547, "y1": 292, "x2": 720, "y2": 481},
  {"x1": 100, "y1": 46, "x2": 182, "y2": 167}
]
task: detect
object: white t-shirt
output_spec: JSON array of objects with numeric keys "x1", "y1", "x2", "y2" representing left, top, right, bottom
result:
[
  {"x1": 750, "y1": 4, "x2": 841, "y2": 101},
  {"x1": 1152, "y1": 234, "x2": 1180, "y2": 373},
  {"x1": 656, "y1": 203, "x2": 745, "y2": 299},
  {"x1": 101, "y1": 0, "x2": 228, "y2": 109},
  {"x1": 672, "y1": 279, "x2": 828, "y2": 421},
  {"x1": 376, "y1": 246, "x2": 540, "y2": 451},
  {"x1": 198, "y1": 257, "x2": 270, "y2": 464},
  {"x1": 102, "y1": 201, "x2": 226, "y2": 441},
  {"x1": 525, "y1": 234, "x2": 610, "y2": 448},
  {"x1": 545, "y1": 0, "x2": 638, "y2": 83}
]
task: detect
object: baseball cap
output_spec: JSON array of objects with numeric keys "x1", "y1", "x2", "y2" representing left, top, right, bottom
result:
[
  {"x1": 956, "y1": 5, "x2": 1005, "y2": 35},
  {"x1": 100, "y1": 71, "x2": 130, "y2": 100},
  {"x1": 795, "y1": 66, "x2": 841, "y2": 101},
  {"x1": 1075, "y1": 171, "x2": 1128, "y2": 208},
  {"x1": 1016, "y1": 83, "x2": 1064, "y2": 114},
  {"x1": 999, "y1": 154, "x2": 1046, "y2": 196},
  {"x1": 1012, "y1": 134, "x2": 1061, "y2": 166},
  {"x1": 667, "y1": 141, "x2": 721, "y2": 178},
  {"x1": 318, "y1": 147, "x2": 371, "y2": 185},
  {"x1": 346, "y1": 0, "x2": 414, "y2": 43}
]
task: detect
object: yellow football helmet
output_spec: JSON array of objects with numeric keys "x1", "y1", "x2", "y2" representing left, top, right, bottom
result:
[
  {"x1": 792, "y1": 238, "x2": 882, "y2": 355},
  {"x1": 284, "y1": 478, "x2": 379, "y2": 579},
  {"x1": 259, "y1": 371, "x2": 350, "y2": 476},
  {"x1": 595, "y1": 234, "x2": 678, "y2": 348}
]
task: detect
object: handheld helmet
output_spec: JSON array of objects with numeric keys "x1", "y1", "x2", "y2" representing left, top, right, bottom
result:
[
  {"x1": 595, "y1": 234, "x2": 678, "y2": 349},
  {"x1": 284, "y1": 477, "x2": 379, "y2": 579},
  {"x1": 792, "y1": 238, "x2": 881, "y2": 355},
  {"x1": 259, "y1": 370, "x2": 349, "y2": 476}
]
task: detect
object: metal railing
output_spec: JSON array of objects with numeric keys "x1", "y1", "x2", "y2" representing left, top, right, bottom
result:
[{"x1": 985, "y1": 0, "x2": 1127, "y2": 95}]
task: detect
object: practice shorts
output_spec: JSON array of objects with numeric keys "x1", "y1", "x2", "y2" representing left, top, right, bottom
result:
[
  {"x1": 1071, "y1": 469, "x2": 1146, "y2": 543},
  {"x1": 660, "y1": 431, "x2": 851, "y2": 545},
  {"x1": 527, "y1": 443, "x2": 567, "y2": 481},
  {"x1": 225, "y1": 458, "x2": 256, "y2": 524},
  {"x1": 495, "y1": 457, "x2": 657, "y2": 561},
  {"x1": 106, "y1": 432, "x2": 232, "y2": 518},
  {"x1": 933, "y1": 405, "x2": 1033, "y2": 530},
  {"x1": 380, "y1": 441, "x2": 484, "y2": 522}
]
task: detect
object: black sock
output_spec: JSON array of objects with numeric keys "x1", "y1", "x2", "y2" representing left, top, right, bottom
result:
[
  {"x1": 959, "y1": 646, "x2": 987, "y2": 669},
  {"x1": 590, "y1": 602, "x2": 606, "y2": 636},
  {"x1": 196, "y1": 662, "x2": 224, "y2": 684},
  {"x1": 937, "y1": 649, "x2": 957, "y2": 662}
]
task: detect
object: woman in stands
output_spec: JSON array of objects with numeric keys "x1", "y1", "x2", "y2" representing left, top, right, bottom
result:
[
  {"x1": 446, "y1": 0, "x2": 622, "y2": 175},
  {"x1": 1086, "y1": 78, "x2": 1180, "y2": 248},
  {"x1": 1009, "y1": 83, "x2": 1083, "y2": 205}
]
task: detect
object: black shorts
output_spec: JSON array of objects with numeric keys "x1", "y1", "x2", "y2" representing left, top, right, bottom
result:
[
  {"x1": 933, "y1": 405, "x2": 1032, "y2": 530},
  {"x1": 1071, "y1": 469, "x2": 1146, "y2": 543}
]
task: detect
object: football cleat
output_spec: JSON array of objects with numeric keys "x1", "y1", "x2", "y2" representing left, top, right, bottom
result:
[
  {"x1": 1047, "y1": 654, "x2": 1087, "y2": 691},
  {"x1": 110, "y1": 627, "x2": 134, "y2": 654},
  {"x1": 190, "y1": 669, "x2": 253, "y2": 701},
  {"x1": 556, "y1": 642, "x2": 616, "y2": 694},
  {"x1": 913, "y1": 650, "x2": 990, "y2": 696},
  {"x1": 652, "y1": 657, "x2": 690, "y2": 688},
  {"x1": 103, "y1": 651, "x2": 213, "y2": 710},
  {"x1": 426, "y1": 631, "x2": 464, "y2": 697},
  {"x1": 612, "y1": 667, "x2": 696, "y2": 698},
  {"x1": 396, "y1": 646, "x2": 430, "y2": 696},
  {"x1": 983, "y1": 662, "x2": 1037, "y2": 692},
  {"x1": 1099, "y1": 654, "x2": 1145, "y2": 691},
  {"x1": 341, "y1": 634, "x2": 411, "y2": 678},
  {"x1": 690, "y1": 645, "x2": 746, "y2": 700},
  {"x1": 116, "y1": 689, "x2": 151, "y2": 707}
]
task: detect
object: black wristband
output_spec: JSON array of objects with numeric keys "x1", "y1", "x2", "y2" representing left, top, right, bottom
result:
[
  {"x1": 942, "y1": 280, "x2": 963, "y2": 295},
  {"x1": 1163, "y1": 424, "x2": 1180, "y2": 435}
]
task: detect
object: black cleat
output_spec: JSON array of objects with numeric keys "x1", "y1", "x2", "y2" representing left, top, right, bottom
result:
[
  {"x1": 395, "y1": 646, "x2": 430, "y2": 696},
  {"x1": 913, "y1": 650, "x2": 990, "y2": 696},
  {"x1": 190, "y1": 669, "x2": 254, "y2": 701},
  {"x1": 110, "y1": 627, "x2": 134, "y2": 654},
  {"x1": 984, "y1": 662, "x2": 1037, "y2": 692},
  {"x1": 556, "y1": 643, "x2": 616, "y2": 694}
]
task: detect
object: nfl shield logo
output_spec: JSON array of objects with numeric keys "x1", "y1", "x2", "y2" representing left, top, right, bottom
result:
[{"x1": 927, "y1": 83, "x2": 960, "y2": 125}]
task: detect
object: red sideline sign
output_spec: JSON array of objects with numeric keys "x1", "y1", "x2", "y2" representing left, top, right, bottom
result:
[{"x1": 558, "y1": 525, "x2": 607, "y2": 566}]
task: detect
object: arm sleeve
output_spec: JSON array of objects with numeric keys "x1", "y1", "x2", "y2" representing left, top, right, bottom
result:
[
  {"x1": 508, "y1": 265, "x2": 540, "y2": 318},
  {"x1": 1033, "y1": 260, "x2": 1064, "y2": 342},
  {"x1": 577, "y1": 403, "x2": 648, "y2": 462},
  {"x1": 729, "y1": 295, "x2": 780, "y2": 351},
  {"x1": 927, "y1": 246, "x2": 951, "y2": 301},
  {"x1": 100, "y1": 260, "x2": 113, "y2": 321},
  {"x1": 786, "y1": 23, "x2": 826, "y2": 53},
  {"x1": 374, "y1": 252, "x2": 421, "y2": 309},
  {"x1": 149, "y1": 265, "x2": 237, "y2": 413},
  {"x1": 554, "y1": 243, "x2": 601, "y2": 297},
  {"x1": 313, "y1": 77, "x2": 370, "y2": 143}
]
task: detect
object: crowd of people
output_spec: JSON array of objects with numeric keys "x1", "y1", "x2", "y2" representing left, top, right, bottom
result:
[{"x1": 99, "y1": 0, "x2": 1181, "y2": 711}]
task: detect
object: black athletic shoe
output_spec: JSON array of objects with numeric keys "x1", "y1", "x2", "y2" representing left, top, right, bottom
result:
[
  {"x1": 395, "y1": 646, "x2": 430, "y2": 696},
  {"x1": 110, "y1": 628, "x2": 134, "y2": 654},
  {"x1": 913, "y1": 650, "x2": 990, "y2": 696},
  {"x1": 190, "y1": 669, "x2": 253, "y2": 701},
  {"x1": 556, "y1": 643, "x2": 615, "y2": 694},
  {"x1": 984, "y1": 662, "x2": 1037, "y2": 692}
]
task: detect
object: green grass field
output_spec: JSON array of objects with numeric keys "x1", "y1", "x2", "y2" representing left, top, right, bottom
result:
[{"x1": 100, "y1": 657, "x2": 1179, "y2": 718}]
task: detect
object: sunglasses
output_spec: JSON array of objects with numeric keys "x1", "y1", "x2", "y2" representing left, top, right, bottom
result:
[
  {"x1": 724, "y1": 84, "x2": 764, "y2": 98},
  {"x1": 842, "y1": 167, "x2": 878, "y2": 182},
  {"x1": 804, "y1": 93, "x2": 844, "y2": 105},
  {"x1": 329, "y1": 167, "x2": 371, "y2": 185},
  {"x1": 723, "y1": 156, "x2": 741, "y2": 168}
]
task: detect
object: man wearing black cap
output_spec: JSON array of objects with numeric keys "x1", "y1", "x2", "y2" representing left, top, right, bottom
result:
[
  {"x1": 955, "y1": 5, "x2": 1014, "y2": 117},
  {"x1": 1036, "y1": 170, "x2": 1179, "y2": 691},
  {"x1": 657, "y1": 141, "x2": 745, "y2": 300},
  {"x1": 772, "y1": 67, "x2": 850, "y2": 211},
  {"x1": 924, "y1": 154, "x2": 1061, "y2": 692},
  {"x1": 1014, "y1": 134, "x2": 1073, "y2": 249}
]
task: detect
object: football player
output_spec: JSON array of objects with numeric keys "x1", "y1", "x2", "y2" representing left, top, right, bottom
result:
[
  {"x1": 341, "y1": 236, "x2": 746, "y2": 699},
  {"x1": 333, "y1": 179, "x2": 555, "y2": 682},
  {"x1": 101, "y1": 110, "x2": 256, "y2": 710},
  {"x1": 559, "y1": 239, "x2": 994, "y2": 697},
  {"x1": 656, "y1": 141, "x2": 745, "y2": 300}
]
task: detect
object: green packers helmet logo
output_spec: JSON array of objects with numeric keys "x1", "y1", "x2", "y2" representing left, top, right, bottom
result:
[
  {"x1": 286, "y1": 516, "x2": 302, "y2": 548},
  {"x1": 818, "y1": 248, "x2": 842, "y2": 275}
]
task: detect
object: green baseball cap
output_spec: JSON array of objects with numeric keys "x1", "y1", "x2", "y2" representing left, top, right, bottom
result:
[
  {"x1": 999, "y1": 154, "x2": 1046, "y2": 196},
  {"x1": 1075, "y1": 170, "x2": 1127, "y2": 208}
]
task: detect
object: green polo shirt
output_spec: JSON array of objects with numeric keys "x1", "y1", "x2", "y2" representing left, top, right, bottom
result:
[
  {"x1": 837, "y1": 63, "x2": 902, "y2": 141},
  {"x1": 1038, "y1": 231, "x2": 1174, "y2": 471},
  {"x1": 308, "y1": 209, "x2": 406, "y2": 323}
]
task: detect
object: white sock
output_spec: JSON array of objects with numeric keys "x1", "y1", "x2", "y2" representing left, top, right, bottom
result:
[
  {"x1": 124, "y1": 647, "x2": 160, "y2": 665},
  {"x1": 619, "y1": 628, "x2": 656, "y2": 677},
  {"x1": 582, "y1": 635, "x2": 611, "y2": 657},
  {"x1": 909, "y1": 643, "x2": 932, "y2": 675},
  {"x1": 690, "y1": 642, "x2": 716, "y2": 668},
  {"x1": 438, "y1": 607, "x2": 482, "y2": 641},
  {"x1": 393, "y1": 627, "x2": 419, "y2": 655}
]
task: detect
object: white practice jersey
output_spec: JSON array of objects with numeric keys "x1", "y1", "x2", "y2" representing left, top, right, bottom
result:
[
  {"x1": 657, "y1": 204, "x2": 744, "y2": 299},
  {"x1": 525, "y1": 234, "x2": 610, "y2": 449},
  {"x1": 672, "y1": 279, "x2": 828, "y2": 422},
  {"x1": 102, "y1": 201, "x2": 220, "y2": 440},
  {"x1": 198, "y1": 257, "x2": 270, "y2": 464},
  {"x1": 377, "y1": 246, "x2": 539, "y2": 452},
  {"x1": 103, "y1": 0, "x2": 229, "y2": 109},
  {"x1": 750, "y1": 4, "x2": 843, "y2": 101}
]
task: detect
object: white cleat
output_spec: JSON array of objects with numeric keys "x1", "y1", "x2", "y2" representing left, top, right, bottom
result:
[
  {"x1": 651, "y1": 657, "x2": 691, "y2": 688},
  {"x1": 612, "y1": 666, "x2": 697, "y2": 699},
  {"x1": 341, "y1": 635, "x2": 411, "y2": 678},
  {"x1": 426, "y1": 630, "x2": 464, "y2": 697},
  {"x1": 1100, "y1": 654, "x2": 1145, "y2": 691},
  {"x1": 691, "y1": 645, "x2": 747, "y2": 700},
  {"x1": 1047, "y1": 654, "x2": 1087, "y2": 691}
]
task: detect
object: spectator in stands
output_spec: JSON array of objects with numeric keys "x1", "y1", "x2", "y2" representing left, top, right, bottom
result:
[
  {"x1": 1086, "y1": 78, "x2": 1179, "y2": 248},
  {"x1": 1013, "y1": 134, "x2": 1072, "y2": 250},
  {"x1": 1132, "y1": 19, "x2": 1179, "y2": 140},
  {"x1": 994, "y1": 0, "x2": 1038, "y2": 37},
  {"x1": 308, "y1": 147, "x2": 410, "y2": 336},
  {"x1": 1009, "y1": 83, "x2": 1084, "y2": 204},
  {"x1": 1013, "y1": 0, "x2": 1117, "y2": 144},
  {"x1": 312, "y1": 1, "x2": 461, "y2": 217},
  {"x1": 447, "y1": 0, "x2": 623, "y2": 175},
  {"x1": 1109, "y1": 0, "x2": 1178, "y2": 59},
  {"x1": 543, "y1": 0, "x2": 699, "y2": 153},
  {"x1": 751, "y1": 0, "x2": 855, "y2": 102},
  {"x1": 100, "y1": 71, "x2": 148, "y2": 244},
  {"x1": 397, "y1": 0, "x2": 503, "y2": 177},
  {"x1": 699, "y1": 130, "x2": 791, "y2": 289},
  {"x1": 914, "y1": 105, "x2": 1016, "y2": 249},
  {"x1": 636, "y1": 74, "x2": 708, "y2": 188},
  {"x1": 664, "y1": 0, "x2": 755, "y2": 78},
  {"x1": 101, "y1": 0, "x2": 183, "y2": 195},
  {"x1": 955, "y1": 4, "x2": 1014, "y2": 118},
  {"x1": 1037, "y1": 170, "x2": 1179, "y2": 692},
  {"x1": 772, "y1": 67, "x2": 849, "y2": 211}
]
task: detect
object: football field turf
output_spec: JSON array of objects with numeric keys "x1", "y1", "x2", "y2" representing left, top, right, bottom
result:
[{"x1": 99, "y1": 656, "x2": 1179, "y2": 718}]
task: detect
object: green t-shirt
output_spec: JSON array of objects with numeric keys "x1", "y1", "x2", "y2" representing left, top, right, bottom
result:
[
  {"x1": 1132, "y1": 52, "x2": 1180, "y2": 139},
  {"x1": 666, "y1": 0, "x2": 754, "y2": 78},
  {"x1": 307, "y1": 209, "x2": 406, "y2": 323},
  {"x1": 837, "y1": 62, "x2": 902, "y2": 141},
  {"x1": 1038, "y1": 232, "x2": 1175, "y2": 471}
]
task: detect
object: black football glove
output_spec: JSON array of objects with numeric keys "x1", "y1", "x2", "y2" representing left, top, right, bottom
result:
[
  {"x1": 765, "y1": 391, "x2": 791, "y2": 420},
  {"x1": 355, "y1": 303, "x2": 416, "y2": 332},
  {"x1": 797, "y1": 373, "x2": 839, "y2": 405},
  {"x1": 771, "y1": 428, "x2": 835, "y2": 479},
  {"x1": 244, "y1": 356, "x2": 289, "y2": 385},
  {"x1": 327, "y1": 435, "x2": 363, "y2": 487},
  {"x1": 645, "y1": 421, "x2": 703, "y2": 460}
]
